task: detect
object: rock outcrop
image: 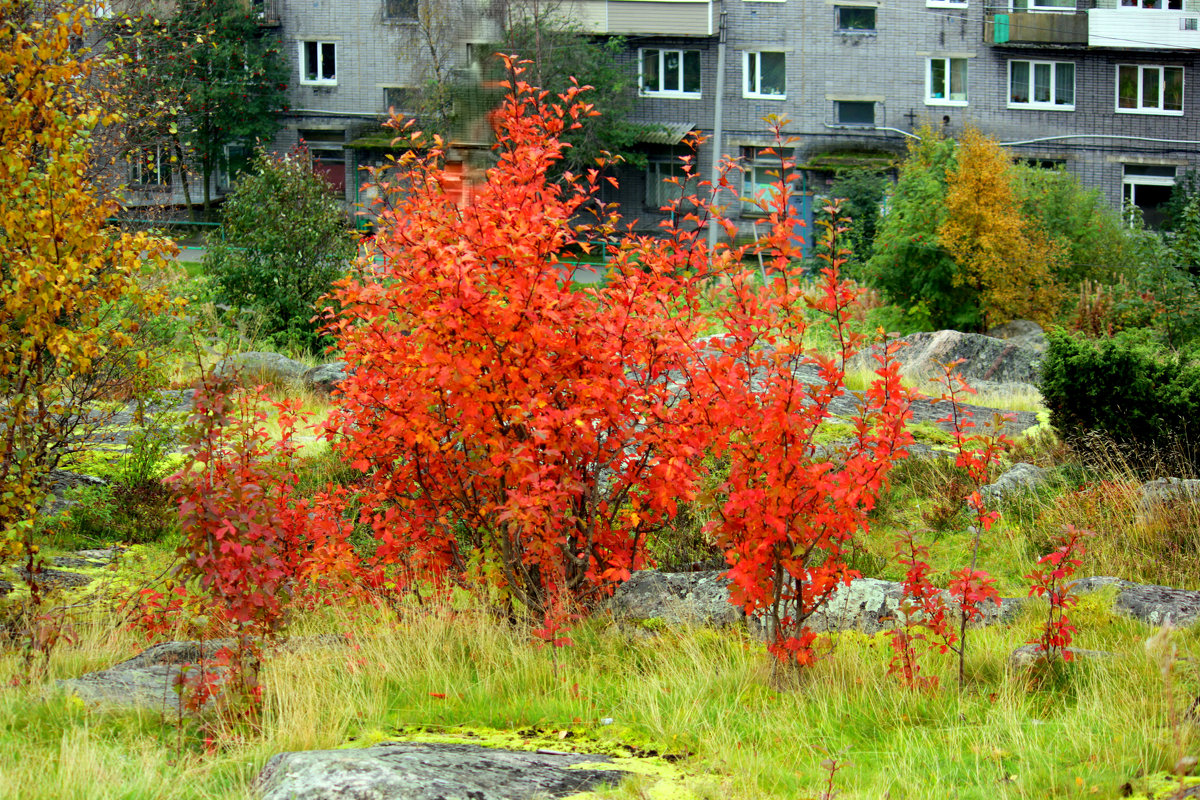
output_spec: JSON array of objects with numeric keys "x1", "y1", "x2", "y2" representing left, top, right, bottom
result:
[
  {"x1": 981, "y1": 462, "x2": 1051, "y2": 505},
  {"x1": 1074, "y1": 577, "x2": 1200, "y2": 627},
  {"x1": 852, "y1": 329, "x2": 1043, "y2": 393},
  {"x1": 256, "y1": 742, "x2": 626, "y2": 800},
  {"x1": 302, "y1": 362, "x2": 348, "y2": 396},
  {"x1": 213, "y1": 352, "x2": 307, "y2": 386}
]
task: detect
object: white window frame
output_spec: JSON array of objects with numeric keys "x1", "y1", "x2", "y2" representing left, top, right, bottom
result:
[
  {"x1": 740, "y1": 147, "x2": 795, "y2": 215},
  {"x1": 646, "y1": 158, "x2": 689, "y2": 208},
  {"x1": 927, "y1": 0, "x2": 967, "y2": 9},
  {"x1": 743, "y1": 51, "x2": 787, "y2": 100},
  {"x1": 1008, "y1": 59, "x2": 1075, "y2": 110},
  {"x1": 925, "y1": 57, "x2": 968, "y2": 106},
  {"x1": 128, "y1": 145, "x2": 170, "y2": 188},
  {"x1": 639, "y1": 49, "x2": 702, "y2": 98},
  {"x1": 1120, "y1": 0, "x2": 1182, "y2": 10},
  {"x1": 1116, "y1": 64, "x2": 1184, "y2": 115},
  {"x1": 1123, "y1": 164, "x2": 1176, "y2": 227},
  {"x1": 299, "y1": 40, "x2": 338, "y2": 86}
]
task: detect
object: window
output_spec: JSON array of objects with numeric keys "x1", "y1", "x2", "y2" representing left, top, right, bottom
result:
[
  {"x1": 743, "y1": 51, "x2": 786, "y2": 99},
  {"x1": 926, "y1": 57, "x2": 968, "y2": 105},
  {"x1": 1124, "y1": 164, "x2": 1176, "y2": 228},
  {"x1": 927, "y1": 0, "x2": 966, "y2": 9},
  {"x1": 830, "y1": 5, "x2": 878, "y2": 31},
  {"x1": 1008, "y1": 60, "x2": 1074, "y2": 109},
  {"x1": 1183, "y1": 16, "x2": 1198, "y2": 29},
  {"x1": 640, "y1": 49, "x2": 701, "y2": 98},
  {"x1": 740, "y1": 147, "x2": 795, "y2": 215},
  {"x1": 646, "y1": 158, "x2": 689, "y2": 208},
  {"x1": 836, "y1": 6, "x2": 876, "y2": 31},
  {"x1": 384, "y1": 0, "x2": 418, "y2": 19},
  {"x1": 300, "y1": 41, "x2": 337, "y2": 85},
  {"x1": 384, "y1": 87, "x2": 419, "y2": 114},
  {"x1": 128, "y1": 145, "x2": 170, "y2": 187},
  {"x1": 1117, "y1": 64, "x2": 1183, "y2": 114},
  {"x1": 835, "y1": 100, "x2": 876, "y2": 125},
  {"x1": 1121, "y1": 0, "x2": 1182, "y2": 9}
]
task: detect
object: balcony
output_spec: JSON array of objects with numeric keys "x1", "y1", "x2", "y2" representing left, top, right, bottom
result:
[
  {"x1": 985, "y1": 10, "x2": 1089, "y2": 45},
  {"x1": 562, "y1": 0, "x2": 717, "y2": 36},
  {"x1": 250, "y1": 0, "x2": 281, "y2": 26},
  {"x1": 1089, "y1": 8, "x2": 1200, "y2": 49}
]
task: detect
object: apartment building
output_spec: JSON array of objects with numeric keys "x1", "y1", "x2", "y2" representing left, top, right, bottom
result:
[{"x1": 155, "y1": 0, "x2": 1196, "y2": 233}]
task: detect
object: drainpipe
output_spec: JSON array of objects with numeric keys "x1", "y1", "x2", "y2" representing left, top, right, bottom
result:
[{"x1": 706, "y1": 0, "x2": 728, "y2": 255}]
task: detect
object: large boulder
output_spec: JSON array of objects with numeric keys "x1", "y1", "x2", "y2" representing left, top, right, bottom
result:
[
  {"x1": 1074, "y1": 577, "x2": 1200, "y2": 627},
  {"x1": 853, "y1": 329, "x2": 1043, "y2": 392},
  {"x1": 256, "y1": 742, "x2": 626, "y2": 800},
  {"x1": 986, "y1": 320, "x2": 1047, "y2": 353},
  {"x1": 609, "y1": 571, "x2": 1024, "y2": 635},
  {"x1": 981, "y1": 462, "x2": 1051, "y2": 505},
  {"x1": 1137, "y1": 478, "x2": 1200, "y2": 520},
  {"x1": 302, "y1": 362, "x2": 348, "y2": 397},
  {"x1": 213, "y1": 352, "x2": 307, "y2": 386}
]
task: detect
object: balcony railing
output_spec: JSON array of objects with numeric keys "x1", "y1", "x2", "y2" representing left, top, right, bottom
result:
[{"x1": 985, "y1": 10, "x2": 1089, "y2": 45}]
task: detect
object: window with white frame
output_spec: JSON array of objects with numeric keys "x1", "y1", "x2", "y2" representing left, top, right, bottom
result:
[
  {"x1": 646, "y1": 157, "x2": 690, "y2": 208},
  {"x1": 927, "y1": 0, "x2": 966, "y2": 9},
  {"x1": 926, "y1": 57, "x2": 968, "y2": 105},
  {"x1": 640, "y1": 49, "x2": 701, "y2": 98},
  {"x1": 740, "y1": 147, "x2": 795, "y2": 215},
  {"x1": 743, "y1": 51, "x2": 786, "y2": 99},
  {"x1": 1123, "y1": 164, "x2": 1176, "y2": 228},
  {"x1": 300, "y1": 41, "x2": 337, "y2": 85},
  {"x1": 1009, "y1": 60, "x2": 1074, "y2": 109},
  {"x1": 128, "y1": 145, "x2": 170, "y2": 187},
  {"x1": 1121, "y1": 0, "x2": 1182, "y2": 9},
  {"x1": 1117, "y1": 64, "x2": 1183, "y2": 114},
  {"x1": 836, "y1": 5, "x2": 876, "y2": 31}
]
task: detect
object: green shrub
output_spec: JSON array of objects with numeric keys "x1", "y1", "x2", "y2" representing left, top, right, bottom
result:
[
  {"x1": 1041, "y1": 331, "x2": 1200, "y2": 467},
  {"x1": 205, "y1": 148, "x2": 357, "y2": 354}
]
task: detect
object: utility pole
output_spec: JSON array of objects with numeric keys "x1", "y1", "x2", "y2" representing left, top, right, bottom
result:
[{"x1": 706, "y1": 0, "x2": 727, "y2": 254}]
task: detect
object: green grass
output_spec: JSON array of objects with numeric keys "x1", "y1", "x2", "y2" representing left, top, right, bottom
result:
[{"x1": 0, "y1": 592, "x2": 1196, "y2": 799}]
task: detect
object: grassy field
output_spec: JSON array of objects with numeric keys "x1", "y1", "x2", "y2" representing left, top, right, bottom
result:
[{"x1": 3, "y1": 258, "x2": 1199, "y2": 799}]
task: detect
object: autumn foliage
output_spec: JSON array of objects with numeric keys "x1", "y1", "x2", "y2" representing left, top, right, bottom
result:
[{"x1": 326, "y1": 73, "x2": 710, "y2": 618}]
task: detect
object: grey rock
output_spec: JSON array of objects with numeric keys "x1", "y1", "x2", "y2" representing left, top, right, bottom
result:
[
  {"x1": 213, "y1": 352, "x2": 307, "y2": 385},
  {"x1": 1074, "y1": 576, "x2": 1200, "y2": 627},
  {"x1": 60, "y1": 640, "x2": 239, "y2": 714},
  {"x1": 852, "y1": 329, "x2": 1043, "y2": 388},
  {"x1": 37, "y1": 470, "x2": 108, "y2": 519},
  {"x1": 61, "y1": 637, "x2": 349, "y2": 713},
  {"x1": 608, "y1": 570, "x2": 743, "y2": 627},
  {"x1": 1137, "y1": 478, "x2": 1200, "y2": 519},
  {"x1": 302, "y1": 362, "x2": 348, "y2": 396},
  {"x1": 257, "y1": 742, "x2": 626, "y2": 800},
  {"x1": 1008, "y1": 643, "x2": 1116, "y2": 670},
  {"x1": 15, "y1": 567, "x2": 94, "y2": 589},
  {"x1": 0, "y1": 579, "x2": 12, "y2": 596},
  {"x1": 811, "y1": 577, "x2": 1024, "y2": 634},
  {"x1": 981, "y1": 462, "x2": 1051, "y2": 504},
  {"x1": 610, "y1": 571, "x2": 1024, "y2": 635},
  {"x1": 986, "y1": 320, "x2": 1047, "y2": 353}
]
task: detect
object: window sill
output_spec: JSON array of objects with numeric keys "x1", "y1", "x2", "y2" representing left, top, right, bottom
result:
[
  {"x1": 925, "y1": 98, "x2": 968, "y2": 106},
  {"x1": 926, "y1": 1, "x2": 967, "y2": 7},
  {"x1": 1008, "y1": 102, "x2": 1075, "y2": 111},
  {"x1": 836, "y1": 29, "x2": 877, "y2": 35},
  {"x1": 743, "y1": 93, "x2": 787, "y2": 100},
  {"x1": 640, "y1": 91, "x2": 703, "y2": 100},
  {"x1": 301, "y1": 79, "x2": 339, "y2": 87},
  {"x1": 1116, "y1": 107, "x2": 1184, "y2": 115}
]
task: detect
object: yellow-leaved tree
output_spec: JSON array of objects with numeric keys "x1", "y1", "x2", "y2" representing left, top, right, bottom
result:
[
  {"x1": 0, "y1": 1, "x2": 172, "y2": 560},
  {"x1": 939, "y1": 127, "x2": 1067, "y2": 328}
]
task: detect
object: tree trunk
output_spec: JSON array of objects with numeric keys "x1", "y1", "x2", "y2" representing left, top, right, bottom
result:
[{"x1": 175, "y1": 141, "x2": 197, "y2": 222}]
